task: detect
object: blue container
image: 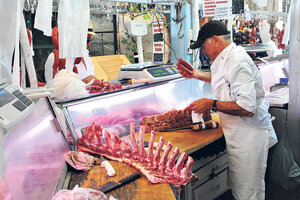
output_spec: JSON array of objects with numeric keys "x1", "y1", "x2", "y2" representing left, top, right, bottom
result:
[{"x1": 280, "y1": 78, "x2": 288, "y2": 84}]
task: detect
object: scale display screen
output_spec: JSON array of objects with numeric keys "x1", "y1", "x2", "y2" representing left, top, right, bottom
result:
[
  {"x1": 0, "y1": 89, "x2": 15, "y2": 107},
  {"x1": 147, "y1": 66, "x2": 179, "y2": 78}
]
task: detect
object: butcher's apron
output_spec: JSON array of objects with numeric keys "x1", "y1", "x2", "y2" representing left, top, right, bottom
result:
[{"x1": 211, "y1": 48, "x2": 269, "y2": 200}]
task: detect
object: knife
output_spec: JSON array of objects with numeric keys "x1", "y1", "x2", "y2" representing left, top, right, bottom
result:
[
  {"x1": 99, "y1": 171, "x2": 141, "y2": 193},
  {"x1": 159, "y1": 126, "x2": 192, "y2": 132}
]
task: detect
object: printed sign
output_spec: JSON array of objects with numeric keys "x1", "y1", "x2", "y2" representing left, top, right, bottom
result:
[
  {"x1": 152, "y1": 21, "x2": 164, "y2": 63},
  {"x1": 203, "y1": 0, "x2": 232, "y2": 19}
]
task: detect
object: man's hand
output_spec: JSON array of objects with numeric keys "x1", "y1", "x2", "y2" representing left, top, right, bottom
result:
[
  {"x1": 190, "y1": 98, "x2": 214, "y2": 114},
  {"x1": 176, "y1": 58, "x2": 212, "y2": 82},
  {"x1": 176, "y1": 58, "x2": 195, "y2": 79},
  {"x1": 82, "y1": 75, "x2": 98, "y2": 84}
]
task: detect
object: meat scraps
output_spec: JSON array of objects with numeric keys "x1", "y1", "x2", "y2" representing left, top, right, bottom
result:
[
  {"x1": 52, "y1": 185, "x2": 108, "y2": 200},
  {"x1": 75, "y1": 122, "x2": 199, "y2": 191},
  {"x1": 87, "y1": 79, "x2": 124, "y2": 94},
  {"x1": 140, "y1": 108, "x2": 212, "y2": 132},
  {"x1": 64, "y1": 151, "x2": 95, "y2": 171}
]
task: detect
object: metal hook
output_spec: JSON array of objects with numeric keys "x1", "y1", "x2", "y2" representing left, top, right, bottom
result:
[{"x1": 177, "y1": 22, "x2": 184, "y2": 39}]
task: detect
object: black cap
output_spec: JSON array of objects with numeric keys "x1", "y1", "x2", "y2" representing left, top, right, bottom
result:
[{"x1": 190, "y1": 20, "x2": 230, "y2": 49}]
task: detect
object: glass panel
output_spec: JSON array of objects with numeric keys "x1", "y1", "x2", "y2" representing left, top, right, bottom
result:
[
  {"x1": 153, "y1": 79, "x2": 213, "y2": 111},
  {"x1": 92, "y1": 14, "x2": 114, "y2": 32},
  {"x1": 65, "y1": 78, "x2": 213, "y2": 138},
  {"x1": 67, "y1": 87, "x2": 161, "y2": 137},
  {"x1": 0, "y1": 176, "x2": 12, "y2": 200},
  {"x1": 3, "y1": 98, "x2": 68, "y2": 200}
]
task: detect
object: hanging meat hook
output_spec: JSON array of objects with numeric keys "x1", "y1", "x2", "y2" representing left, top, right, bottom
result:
[{"x1": 172, "y1": 2, "x2": 186, "y2": 39}]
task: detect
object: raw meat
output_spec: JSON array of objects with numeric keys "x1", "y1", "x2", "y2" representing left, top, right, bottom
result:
[
  {"x1": 140, "y1": 108, "x2": 212, "y2": 132},
  {"x1": 64, "y1": 151, "x2": 95, "y2": 171},
  {"x1": 52, "y1": 185, "x2": 108, "y2": 200},
  {"x1": 75, "y1": 122, "x2": 199, "y2": 191},
  {"x1": 87, "y1": 79, "x2": 124, "y2": 94}
]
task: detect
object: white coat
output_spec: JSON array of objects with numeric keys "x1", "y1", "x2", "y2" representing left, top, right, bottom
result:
[
  {"x1": 44, "y1": 49, "x2": 94, "y2": 82},
  {"x1": 210, "y1": 43, "x2": 277, "y2": 200}
]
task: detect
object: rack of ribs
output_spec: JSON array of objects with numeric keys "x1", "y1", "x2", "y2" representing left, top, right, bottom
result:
[{"x1": 75, "y1": 122, "x2": 199, "y2": 191}]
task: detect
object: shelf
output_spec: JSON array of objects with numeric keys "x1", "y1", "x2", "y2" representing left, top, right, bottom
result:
[{"x1": 240, "y1": 43, "x2": 275, "y2": 53}]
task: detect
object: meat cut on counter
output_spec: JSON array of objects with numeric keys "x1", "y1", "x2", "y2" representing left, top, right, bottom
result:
[
  {"x1": 75, "y1": 122, "x2": 199, "y2": 191},
  {"x1": 64, "y1": 151, "x2": 95, "y2": 171},
  {"x1": 86, "y1": 79, "x2": 124, "y2": 94},
  {"x1": 140, "y1": 108, "x2": 212, "y2": 132}
]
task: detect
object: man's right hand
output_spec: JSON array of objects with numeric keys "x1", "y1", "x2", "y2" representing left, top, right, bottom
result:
[
  {"x1": 176, "y1": 58, "x2": 212, "y2": 82},
  {"x1": 176, "y1": 58, "x2": 196, "y2": 79}
]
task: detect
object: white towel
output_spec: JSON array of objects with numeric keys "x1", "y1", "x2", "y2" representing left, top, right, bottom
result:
[
  {"x1": 34, "y1": 0, "x2": 53, "y2": 37},
  {"x1": 0, "y1": 0, "x2": 23, "y2": 83},
  {"x1": 58, "y1": 0, "x2": 90, "y2": 58}
]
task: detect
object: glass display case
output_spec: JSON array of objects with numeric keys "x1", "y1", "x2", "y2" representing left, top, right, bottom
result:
[
  {"x1": 58, "y1": 78, "x2": 213, "y2": 142},
  {"x1": 0, "y1": 98, "x2": 69, "y2": 200}
]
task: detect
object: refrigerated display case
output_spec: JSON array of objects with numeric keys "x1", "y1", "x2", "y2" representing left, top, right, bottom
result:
[
  {"x1": 256, "y1": 55, "x2": 289, "y2": 140},
  {"x1": 57, "y1": 78, "x2": 213, "y2": 142},
  {"x1": 0, "y1": 98, "x2": 69, "y2": 200},
  {"x1": 57, "y1": 77, "x2": 229, "y2": 200}
]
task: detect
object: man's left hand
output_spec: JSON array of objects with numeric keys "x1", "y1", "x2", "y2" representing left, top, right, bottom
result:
[{"x1": 190, "y1": 98, "x2": 214, "y2": 114}]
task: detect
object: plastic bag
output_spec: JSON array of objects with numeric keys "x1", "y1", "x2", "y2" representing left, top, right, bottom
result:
[
  {"x1": 271, "y1": 129, "x2": 300, "y2": 190},
  {"x1": 46, "y1": 69, "x2": 88, "y2": 100},
  {"x1": 52, "y1": 185, "x2": 108, "y2": 200}
]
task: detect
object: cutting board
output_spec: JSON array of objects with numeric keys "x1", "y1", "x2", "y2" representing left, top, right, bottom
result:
[
  {"x1": 68, "y1": 161, "x2": 176, "y2": 200},
  {"x1": 130, "y1": 113, "x2": 223, "y2": 155}
]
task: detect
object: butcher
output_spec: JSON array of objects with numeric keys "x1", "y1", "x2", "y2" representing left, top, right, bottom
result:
[
  {"x1": 44, "y1": 20, "x2": 97, "y2": 84},
  {"x1": 177, "y1": 20, "x2": 277, "y2": 200}
]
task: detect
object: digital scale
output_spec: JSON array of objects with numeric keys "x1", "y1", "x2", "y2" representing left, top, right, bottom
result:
[
  {"x1": 0, "y1": 79, "x2": 34, "y2": 132},
  {"x1": 117, "y1": 62, "x2": 181, "y2": 83}
]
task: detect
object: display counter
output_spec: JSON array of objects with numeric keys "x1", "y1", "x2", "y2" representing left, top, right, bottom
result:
[
  {"x1": 57, "y1": 77, "x2": 228, "y2": 200},
  {"x1": 64, "y1": 117, "x2": 225, "y2": 200},
  {"x1": 0, "y1": 98, "x2": 69, "y2": 200},
  {"x1": 57, "y1": 77, "x2": 213, "y2": 143}
]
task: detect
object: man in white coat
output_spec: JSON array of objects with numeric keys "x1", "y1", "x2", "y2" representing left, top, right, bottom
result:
[
  {"x1": 177, "y1": 20, "x2": 277, "y2": 200},
  {"x1": 44, "y1": 20, "x2": 97, "y2": 84}
]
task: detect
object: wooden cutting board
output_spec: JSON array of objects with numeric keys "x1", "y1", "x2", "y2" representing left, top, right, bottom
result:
[
  {"x1": 68, "y1": 161, "x2": 176, "y2": 200},
  {"x1": 135, "y1": 113, "x2": 223, "y2": 155},
  {"x1": 143, "y1": 127, "x2": 223, "y2": 156}
]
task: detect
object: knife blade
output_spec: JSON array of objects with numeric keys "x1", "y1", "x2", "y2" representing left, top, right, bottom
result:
[
  {"x1": 99, "y1": 171, "x2": 141, "y2": 193},
  {"x1": 159, "y1": 126, "x2": 192, "y2": 132}
]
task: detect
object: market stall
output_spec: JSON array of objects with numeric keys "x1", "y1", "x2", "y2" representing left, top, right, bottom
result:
[{"x1": 1, "y1": 0, "x2": 300, "y2": 200}]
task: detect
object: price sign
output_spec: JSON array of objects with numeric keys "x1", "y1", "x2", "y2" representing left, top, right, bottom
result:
[
  {"x1": 203, "y1": 0, "x2": 232, "y2": 19},
  {"x1": 152, "y1": 21, "x2": 164, "y2": 63}
]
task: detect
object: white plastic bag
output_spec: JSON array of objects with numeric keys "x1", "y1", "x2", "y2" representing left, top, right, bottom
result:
[{"x1": 46, "y1": 69, "x2": 89, "y2": 100}]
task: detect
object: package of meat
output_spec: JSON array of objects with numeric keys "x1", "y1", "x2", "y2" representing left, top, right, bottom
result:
[
  {"x1": 86, "y1": 79, "x2": 124, "y2": 94},
  {"x1": 52, "y1": 185, "x2": 110, "y2": 200}
]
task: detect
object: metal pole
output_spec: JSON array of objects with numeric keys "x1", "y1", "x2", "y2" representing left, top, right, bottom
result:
[{"x1": 137, "y1": 36, "x2": 144, "y2": 63}]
